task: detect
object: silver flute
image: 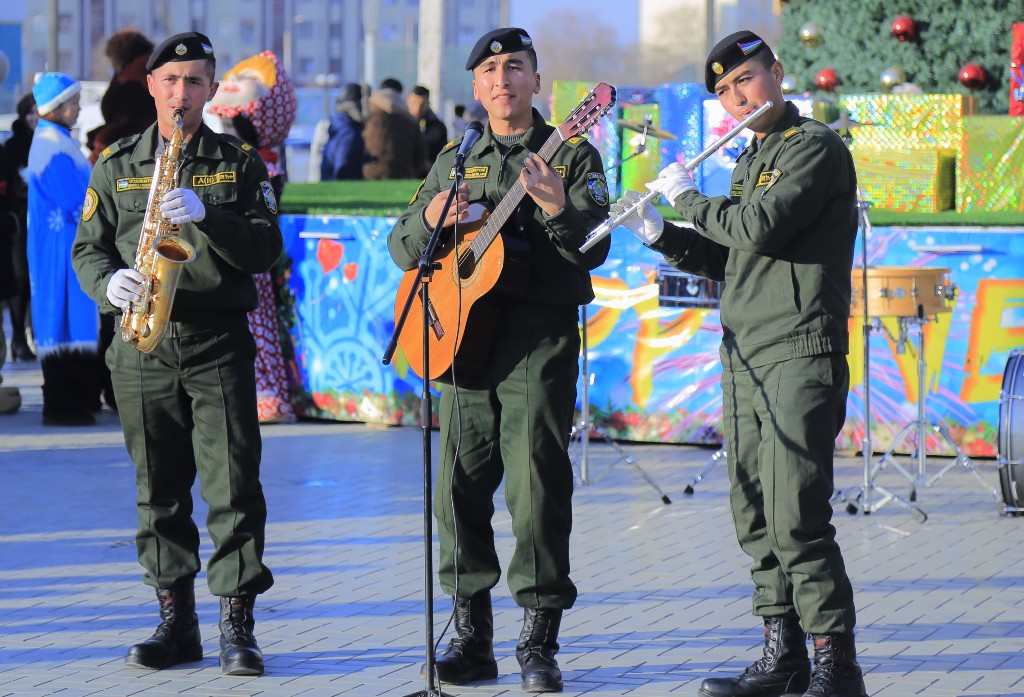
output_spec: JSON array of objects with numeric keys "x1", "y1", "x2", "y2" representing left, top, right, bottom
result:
[{"x1": 579, "y1": 100, "x2": 774, "y2": 252}]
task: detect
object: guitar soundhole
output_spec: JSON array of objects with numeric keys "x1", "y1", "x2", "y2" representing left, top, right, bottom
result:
[{"x1": 456, "y1": 253, "x2": 477, "y2": 281}]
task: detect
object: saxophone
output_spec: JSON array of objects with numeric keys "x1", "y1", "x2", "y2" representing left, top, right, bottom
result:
[{"x1": 120, "y1": 108, "x2": 197, "y2": 353}]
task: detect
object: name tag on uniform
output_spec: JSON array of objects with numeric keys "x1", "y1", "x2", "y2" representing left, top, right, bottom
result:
[
  {"x1": 449, "y1": 165, "x2": 489, "y2": 180},
  {"x1": 193, "y1": 172, "x2": 237, "y2": 187},
  {"x1": 116, "y1": 177, "x2": 152, "y2": 192}
]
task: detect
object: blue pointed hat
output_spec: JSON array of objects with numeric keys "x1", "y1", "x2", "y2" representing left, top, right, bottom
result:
[{"x1": 32, "y1": 72, "x2": 80, "y2": 115}]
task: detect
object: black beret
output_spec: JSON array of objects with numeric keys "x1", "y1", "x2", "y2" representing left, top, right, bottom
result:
[
  {"x1": 465, "y1": 27, "x2": 534, "y2": 71},
  {"x1": 705, "y1": 30, "x2": 774, "y2": 93},
  {"x1": 146, "y1": 31, "x2": 215, "y2": 72}
]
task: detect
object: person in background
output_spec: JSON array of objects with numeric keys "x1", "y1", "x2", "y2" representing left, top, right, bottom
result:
[
  {"x1": 388, "y1": 27, "x2": 611, "y2": 693},
  {"x1": 2, "y1": 93, "x2": 38, "y2": 362},
  {"x1": 407, "y1": 84, "x2": 448, "y2": 173},
  {"x1": 612, "y1": 30, "x2": 867, "y2": 697},
  {"x1": 379, "y1": 76, "x2": 403, "y2": 94},
  {"x1": 87, "y1": 29, "x2": 158, "y2": 164},
  {"x1": 362, "y1": 82, "x2": 426, "y2": 180},
  {"x1": 1, "y1": 141, "x2": 23, "y2": 415},
  {"x1": 26, "y1": 73, "x2": 100, "y2": 426},
  {"x1": 72, "y1": 31, "x2": 281, "y2": 676},
  {"x1": 320, "y1": 83, "x2": 368, "y2": 181}
]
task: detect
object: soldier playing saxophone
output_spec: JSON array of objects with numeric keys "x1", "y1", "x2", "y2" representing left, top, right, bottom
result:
[{"x1": 72, "y1": 32, "x2": 282, "y2": 676}]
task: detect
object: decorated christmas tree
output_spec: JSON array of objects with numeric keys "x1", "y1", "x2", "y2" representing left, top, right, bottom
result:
[{"x1": 779, "y1": 0, "x2": 1014, "y2": 114}]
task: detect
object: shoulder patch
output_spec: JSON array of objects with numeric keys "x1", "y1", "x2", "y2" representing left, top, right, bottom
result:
[
  {"x1": 260, "y1": 181, "x2": 278, "y2": 214},
  {"x1": 81, "y1": 188, "x2": 98, "y2": 222},
  {"x1": 586, "y1": 172, "x2": 608, "y2": 205},
  {"x1": 101, "y1": 134, "x2": 141, "y2": 160},
  {"x1": 782, "y1": 127, "x2": 802, "y2": 140},
  {"x1": 441, "y1": 139, "x2": 459, "y2": 154},
  {"x1": 566, "y1": 136, "x2": 586, "y2": 147},
  {"x1": 409, "y1": 179, "x2": 426, "y2": 205}
]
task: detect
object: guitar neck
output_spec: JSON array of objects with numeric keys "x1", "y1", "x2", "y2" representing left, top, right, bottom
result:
[{"x1": 464, "y1": 130, "x2": 565, "y2": 261}]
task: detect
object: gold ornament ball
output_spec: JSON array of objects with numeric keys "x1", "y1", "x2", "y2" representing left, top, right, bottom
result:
[
  {"x1": 800, "y1": 22, "x2": 821, "y2": 48},
  {"x1": 880, "y1": 66, "x2": 906, "y2": 89}
]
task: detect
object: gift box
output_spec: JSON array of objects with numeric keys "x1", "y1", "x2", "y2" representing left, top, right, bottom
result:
[
  {"x1": 956, "y1": 115, "x2": 1024, "y2": 213},
  {"x1": 840, "y1": 94, "x2": 974, "y2": 152},
  {"x1": 851, "y1": 146, "x2": 955, "y2": 213}
]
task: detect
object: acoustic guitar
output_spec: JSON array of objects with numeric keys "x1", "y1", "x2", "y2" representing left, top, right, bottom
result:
[{"x1": 394, "y1": 82, "x2": 617, "y2": 382}]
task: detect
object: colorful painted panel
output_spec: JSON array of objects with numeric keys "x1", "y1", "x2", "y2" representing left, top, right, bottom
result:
[{"x1": 280, "y1": 214, "x2": 1024, "y2": 457}]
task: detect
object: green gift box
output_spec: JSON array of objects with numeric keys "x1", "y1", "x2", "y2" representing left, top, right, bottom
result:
[
  {"x1": 851, "y1": 146, "x2": 956, "y2": 213},
  {"x1": 957, "y1": 116, "x2": 1024, "y2": 213}
]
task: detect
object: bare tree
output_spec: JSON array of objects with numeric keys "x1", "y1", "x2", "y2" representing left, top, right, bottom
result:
[{"x1": 530, "y1": 10, "x2": 642, "y2": 114}]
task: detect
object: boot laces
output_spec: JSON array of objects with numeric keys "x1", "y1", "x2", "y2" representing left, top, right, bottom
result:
[{"x1": 222, "y1": 599, "x2": 254, "y2": 641}]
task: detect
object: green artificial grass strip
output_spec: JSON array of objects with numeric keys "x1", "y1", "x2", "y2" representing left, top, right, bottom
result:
[{"x1": 280, "y1": 182, "x2": 1024, "y2": 227}]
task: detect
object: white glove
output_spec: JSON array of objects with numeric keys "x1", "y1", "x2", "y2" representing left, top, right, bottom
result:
[
  {"x1": 106, "y1": 268, "x2": 146, "y2": 310},
  {"x1": 160, "y1": 187, "x2": 206, "y2": 224},
  {"x1": 646, "y1": 162, "x2": 697, "y2": 205},
  {"x1": 610, "y1": 190, "x2": 665, "y2": 245}
]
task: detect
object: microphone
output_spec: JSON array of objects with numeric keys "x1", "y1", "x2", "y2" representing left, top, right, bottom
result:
[{"x1": 453, "y1": 121, "x2": 484, "y2": 167}]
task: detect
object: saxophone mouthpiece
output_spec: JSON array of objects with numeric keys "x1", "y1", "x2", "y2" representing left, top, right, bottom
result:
[{"x1": 172, "y1": 108, "x2": 185, "y2": 121}]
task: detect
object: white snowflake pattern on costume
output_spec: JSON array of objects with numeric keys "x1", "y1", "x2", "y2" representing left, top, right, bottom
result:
[{"x1": 47, "y1": 208, "x2": 64, "y2": 232}]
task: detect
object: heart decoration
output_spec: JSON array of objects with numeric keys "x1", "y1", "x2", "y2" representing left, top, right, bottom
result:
[
  {"x1": 343, "y1": 262, "x2": 359, "y2": 282},
  {"x1": 316, "y1": 239, "x2": 344, "y2": 275}
]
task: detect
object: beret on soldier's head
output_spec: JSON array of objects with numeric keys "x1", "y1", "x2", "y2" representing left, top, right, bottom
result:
[
  {"x1": 465, "y1": 27, "x2": 534, "y2": 71},
  {"x1": 146, "y1": 31, "x2": 215, "y2": 72},
  {"x1": 705, "y1": 30, "x2": 774, "y2": 93}
]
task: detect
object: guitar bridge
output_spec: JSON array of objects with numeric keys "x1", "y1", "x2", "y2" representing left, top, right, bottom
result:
[{"x1": 426, "y1": 299, "x2": 444, "y2": 340}]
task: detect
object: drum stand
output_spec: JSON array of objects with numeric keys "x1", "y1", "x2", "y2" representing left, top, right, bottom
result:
[
  {"x1": 683, "y1": 448, "x2": 726, "y2": 495},
  {"x1": 839, "y1": 195, "x2": 926, "y2": 521},
  {"x1": 570, "y1": 305, "x2": 671, "y2": 504},
  {"x1": 873, "y1": 315, "x2": 1001, "y2": 504}
]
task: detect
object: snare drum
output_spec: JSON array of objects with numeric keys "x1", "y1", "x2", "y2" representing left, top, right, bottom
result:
[
  {"x1": 850, "y1": 266, "x2": 955, "y2": 317},
  {"x1": 657, "y1": 264, "x2": 723, "y2": 308},
  {"x1": 998, "y1": 350, "x2": 1024, "y2": 515}
]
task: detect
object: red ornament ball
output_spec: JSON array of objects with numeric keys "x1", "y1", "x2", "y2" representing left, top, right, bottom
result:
[
  {"x1": 891, "y1": 16, "x2": 917, "y2": 42},
  {"x1": 959, "y1": 63, "x2": 986, "y2": 90},
  {"x1": 816, "y1": 67, "x2": 838, "y2": 93}
]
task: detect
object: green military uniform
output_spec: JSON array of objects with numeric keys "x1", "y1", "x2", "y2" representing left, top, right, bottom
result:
[
  {"x1": 652, "y1": 101, "x2": 859, "y2": 633},
  {"x1": 72, "y1": 121, "x2": 282, "y2": 597},
  {"x1": 388, "y1": 108, "x2": 611, "y2": 609}
]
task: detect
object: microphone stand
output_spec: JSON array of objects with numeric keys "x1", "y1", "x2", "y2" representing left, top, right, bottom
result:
[{"x1": 382, "y1": 166, "x2": 463, "y2": 697}]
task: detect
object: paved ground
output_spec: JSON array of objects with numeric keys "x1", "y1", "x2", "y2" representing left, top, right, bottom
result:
[{"x1": 1, "y1": 354, "x2": 1023, "y2": 697}]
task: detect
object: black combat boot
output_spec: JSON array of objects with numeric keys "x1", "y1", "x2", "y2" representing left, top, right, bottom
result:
[
  {"x1": 125, "y1": 586, "x2": 203, "y2": 669},
  {"x1": 802, "y1": 633, "x2": 868, "y2": 697},
  {"x1": 516, "y1": 608, "x2": 563, "y2": 693},
  {"x1": 219, "y1": 596, "x2": 264, "y2": 676},
  {"x1": 421, "y1": 593, "x2": 498, "y2": 684},
  {"x1": 698, "y1": 613, "x2": 810, "y2": 697}
]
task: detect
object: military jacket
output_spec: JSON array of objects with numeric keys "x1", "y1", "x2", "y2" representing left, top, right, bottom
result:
[
  {"x1": 388, "y1": 108, "x2": 610, "y2": 307},
  {"x1": 653, "y1": 101, "x2": 857, "y2": 370},
  {"x1": 72, "y1": 122, "x2": 283, "y2": 323}
]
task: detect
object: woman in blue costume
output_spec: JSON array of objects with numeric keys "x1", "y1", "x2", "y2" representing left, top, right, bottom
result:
[{"x1": 26, "y1": 73, "x2": 100, "y2": 425}]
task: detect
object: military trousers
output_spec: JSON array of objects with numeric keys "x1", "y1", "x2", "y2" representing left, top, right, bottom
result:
[
  {"x1": 720, "y1": 353, "x2": 856, "y2": 634},
  {"x1": 107, "y1": 318, "x2": 274, "y2": 597},
  {"x1": 436, "y1": 304, "x2": 579, "y2": 609}
]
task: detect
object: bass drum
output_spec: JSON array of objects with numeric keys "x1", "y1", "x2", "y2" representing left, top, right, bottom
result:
[{"x1": 998, "y1": 350, "x2": 1024, "y2": 515}]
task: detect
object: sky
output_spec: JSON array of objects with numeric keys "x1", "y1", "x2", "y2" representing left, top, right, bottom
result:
[{"x1": 508, "y1": 0, "x2": 640, "y2": 44}]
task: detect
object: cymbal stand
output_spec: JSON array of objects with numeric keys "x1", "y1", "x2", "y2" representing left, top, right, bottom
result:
[
  {"x1": 874, "y1": 315, "x2": 1001, "y2": 504},
  {"x1": 616, "y1": 117, "x2": 651, "y2": 167},
  {"x1": 570, "y1": 304, "x2": 671, "y2": 504},
  {"x1": 838, "y1": 195, "x2": 926, "y2": 521}
]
